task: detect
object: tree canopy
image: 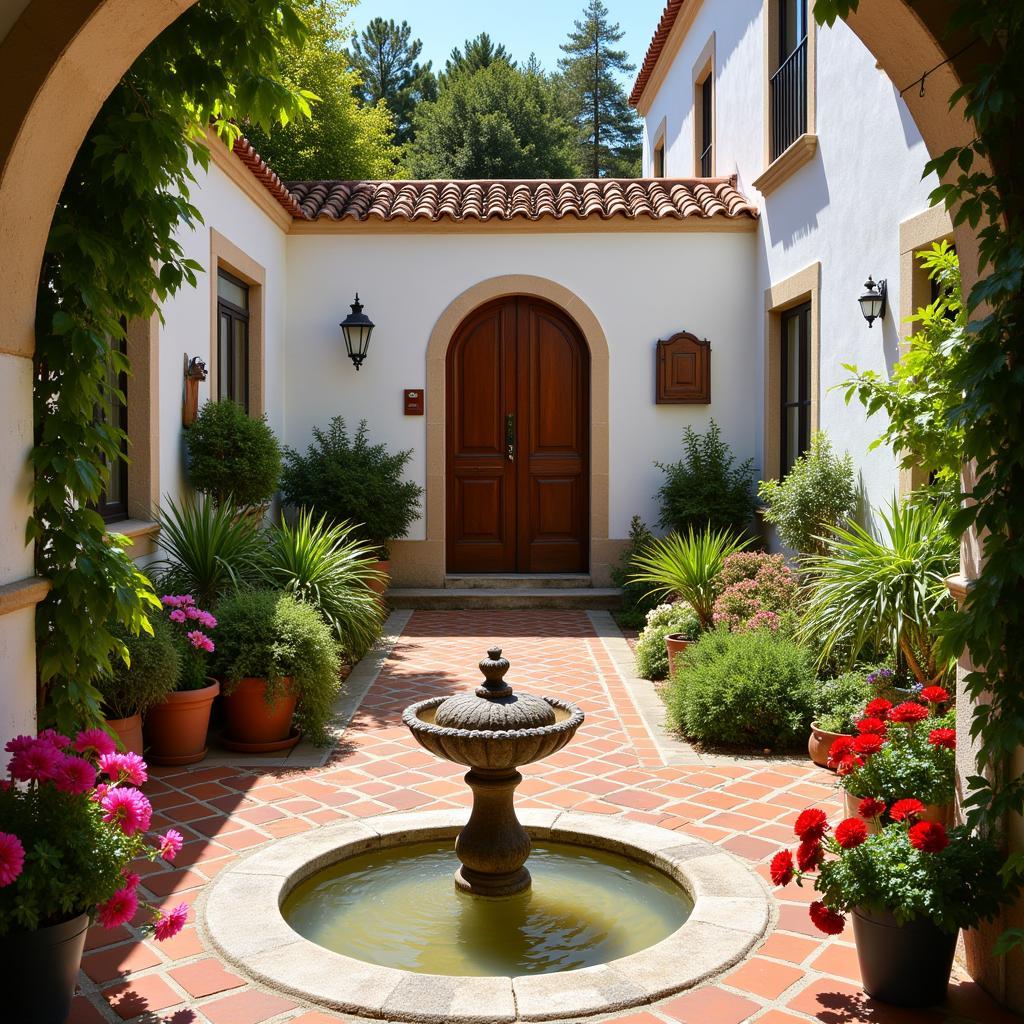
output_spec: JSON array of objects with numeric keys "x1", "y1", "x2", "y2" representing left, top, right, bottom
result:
[{"x1": 442, "y1": 32, "x2": 515, "y2": 82}]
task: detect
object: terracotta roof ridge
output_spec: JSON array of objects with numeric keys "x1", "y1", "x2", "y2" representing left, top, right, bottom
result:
[
  {"x1": 631, "y1": 0, "x2": 687, "y2": 107},
  {"x1": 229, "y1": 136, "x2": 305, "y2": 219},
  {"x1": 283, "y1": 175, "x2": 736, "y2": 187}
]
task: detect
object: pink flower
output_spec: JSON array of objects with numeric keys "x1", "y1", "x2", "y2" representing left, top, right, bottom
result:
[
  {"x1": 37, "y1": 729, "x2": 71, "y2": 750},
  {"x1": 53, "y1": 754, "x2": 97, "y2": 795},
  {"x1": 157, "y1": 829, "x2": 184, "y2": 863},
  {"x1": 73, "y1": 728, "x2": 117, "y2": 758},
  {"x1": 153, "y1": 902, "x2": 189, "y2": 941},
  {"x1": 100, "y1": 787, "x2": 152, "y2": 836},
  {"x1": 161, "y1": 594, "x2": 182, "y2": 607},
  {"x1": 185, "y1": 607, "x2": 217, "y2": 629},
  {"x1": 3, "y1": 735, "x2": 34, "y2": 755},
  {"x1": 9, "y1": 740, "x2": 59, "y2": 783},
  {"x1": 97, "y1": 886, "x2": 138, "y2": 928},
  {"x1": 98, "y1": 751, "x2": 148, "y2": 786},
  {"x1": 0, "y1": 832, "x2": 25, "y2": 886},
  {"x1": 93, "y1": 782, "x2": 109, "y2": 803},
  {"x1": 122, "y1": 870, "x2": 141, "y2": 889},
  {"x1": 186, "y1": 631, "x2": 214, "y2": 653},
  {"x1": 168, "y1": 609, "x2": 187, "y2": 624}
]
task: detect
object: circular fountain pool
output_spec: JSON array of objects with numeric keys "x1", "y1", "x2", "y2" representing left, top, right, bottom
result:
[{"x1": 282, "y1": 839, "x2": 693, "y2": 976}]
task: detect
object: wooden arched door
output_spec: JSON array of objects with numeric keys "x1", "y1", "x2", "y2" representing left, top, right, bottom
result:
[{"x1": 446, "y1": 296, "x2": 590, "y2": 574}]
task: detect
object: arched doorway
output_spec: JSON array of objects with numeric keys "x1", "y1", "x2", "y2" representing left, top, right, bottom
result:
[{"x1": 445, "y1": 295, "x2": 590, "y2": 574}]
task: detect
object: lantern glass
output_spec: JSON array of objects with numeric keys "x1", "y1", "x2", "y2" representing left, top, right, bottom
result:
[
  {"x1": 340, "y1": 294, "x2": 375, "y2": 370},
  {"x1": 858, "y1": 277, "x2": 886, "y2": 328}
]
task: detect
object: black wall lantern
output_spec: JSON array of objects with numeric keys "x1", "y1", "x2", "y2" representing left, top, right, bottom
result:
[
  {"x1": 340, "y1": 294, "x2": 375, "y2": 370},
  {"x1": 858, "y1": 276, "x2": 887, "y2": 328}
]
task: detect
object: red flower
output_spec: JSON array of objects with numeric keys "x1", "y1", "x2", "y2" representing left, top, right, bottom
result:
[
  {"x1": 809, "y1": 901, "x2": 846, "y2": 935},
  {"x1": 770, "y1": 850, "x2": 795, "y2": 886},
  {"x1": 909, "y1": 820, "x2": 949, "y2": 853},
  {"x1": 835, "y1": 754, "x2": 864, "y2": 776},
  {"x1": 920, "y1": 686, "x2": 950, "y2": 705},
  {"x1": 889, "y1": 798, "x2": 926, "y2": 822},
  {"x1": 858, "y1": 797, "x2": 887, "y2": 819},
  {"x1": 865, "y1": 698, "x2": 893, "y2": 719},
  {"x1": 827, "y1": 737, "x2": 854, "y2": 768},
  {"x1": 853, "y1": 734, "x2": 884, "y2": 757},
  {"x1": 794, "y1": 808, "x2": 829, "y2": 842},
  {"x1": 834, "y1": 817, "x2": 869, "y2": 849},
  {"x1": 856, "y1": 717, "x2": 887, "y2": 735},
  {"x1": 928, "y1": 728, "x2": 956, "y2": 750},
  {"x1": 889, "y1": 702, "x2": 929, "y2": 724},
  {"x1": 796, "y1": 839, "x2": 824, "y2": 872}
]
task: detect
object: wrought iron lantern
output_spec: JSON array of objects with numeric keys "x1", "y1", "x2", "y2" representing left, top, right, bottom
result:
[
  {"x1": 858, "y1": 276, "x2": 887, "y2": 328},
  {"x1": 340, "y1": 294, "x2": 375, "y2": 370}
]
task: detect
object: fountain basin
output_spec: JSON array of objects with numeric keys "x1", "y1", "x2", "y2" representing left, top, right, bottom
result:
[{"x1": 203, "y1": 809, "x2": 771, "y2": 1023}]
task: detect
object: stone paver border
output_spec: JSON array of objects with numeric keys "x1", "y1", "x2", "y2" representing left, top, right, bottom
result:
[{"x1": 202, "y1": 808, "x2": 771, "y2": 1023}]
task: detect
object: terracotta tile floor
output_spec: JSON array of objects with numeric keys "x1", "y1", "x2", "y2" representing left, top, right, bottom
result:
[{"x1": 72, "y1": 611, "x2": 1011, "y2": 1024}]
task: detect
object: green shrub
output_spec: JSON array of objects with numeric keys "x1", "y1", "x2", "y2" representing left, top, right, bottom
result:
[
  {"x1": 210, "y1": 590, "x2": 344, "y2": 745},
  {"x1": 611, "y1": 516, "x2": 659, "y2": 627},
  {"x1": 281, "y1": 417, "x2": 423, "y2": 555},
  {"x1": 634, "y1": 603, "x2": 701, "y2": 680},
  {"x1": 98, "y1": 616, "x2": 182, "y2": 718},
  {"x1": 712, "y1": 551, "x2": 797, "y2": 632},
  {"x1": 656, "y1": 420, "x2": 755, "y2": 537},
  {"x1": 666, "y1": 629, "x2": 815, "y2": 748},
  {"x1": 812, "y1": 671, "x2": 873, "y2": 734},
  {"x1": 186, "y1": 399, "x2": 282, "y2": 510},
  {"x1": 758, "y1": 432, "x2": 858, "y2": 555}
]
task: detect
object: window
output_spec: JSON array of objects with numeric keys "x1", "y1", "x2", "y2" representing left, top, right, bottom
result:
[
  {"x1": 697, "y1": 74, "x2": 713, "y2": 177},
  {"x1": 653, "y1": 141, "x2": 665, "y2": 178},
  {"x1": 97, "y1": 327, "x2": 129, "y2": 523},
  {"x1": 771, "y1": 0, "x2": 808, "y2": 160},
  {"x1": 780, "y1": 302, "x2": 811, "y2": 477},
  {"x1": 217, "y1": 269, "x2": 250, "y2": 412}
]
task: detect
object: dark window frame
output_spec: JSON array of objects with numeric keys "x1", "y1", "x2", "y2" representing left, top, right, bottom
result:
[
  {"x1": 97, "y1": 324, "x2": 129, "y2": 523},
  {"x1": 217, "y1": 268, "x2": 250, "y2": 413},
  {"x1": 770, "y1": 0, "x2": 808, "y2": 161},
  {"x1": 779, "y1": 301, "x2": 811, "y2": 478},
  {"x1": 698, "y1": 73, "x2": 713, "y2": 177}
]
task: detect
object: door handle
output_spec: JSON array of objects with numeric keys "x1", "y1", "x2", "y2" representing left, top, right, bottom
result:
[{"x1": 505, "y1": 413, "x2": 515, "y2": 462}]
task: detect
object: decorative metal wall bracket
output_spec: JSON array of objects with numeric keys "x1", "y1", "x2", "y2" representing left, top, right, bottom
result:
[{"x1": 182, "y1": 355, "x2": 208, "y2": 427}]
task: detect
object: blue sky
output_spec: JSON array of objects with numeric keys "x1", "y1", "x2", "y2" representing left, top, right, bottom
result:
[{"x1": 346, "y1": 0, "x2": 665, "y2": 83}]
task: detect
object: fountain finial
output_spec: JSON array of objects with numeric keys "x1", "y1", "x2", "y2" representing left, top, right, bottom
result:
[{"x1": 477, "y1": 647, "x2": 512, "y2": 698}]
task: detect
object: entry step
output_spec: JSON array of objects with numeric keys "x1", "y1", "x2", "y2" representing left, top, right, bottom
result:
[
  {"x1": 388, "y1": 587, "x2": 621, "y2": 610},
  {"x1": 444, "y1": 573, "x2": 592, "y2": 590}
]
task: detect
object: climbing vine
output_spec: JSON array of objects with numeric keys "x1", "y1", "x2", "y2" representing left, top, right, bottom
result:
[
  {"x1": 33, "y1": 1, "x2": 314, "y2": 731},
  {"x1": 816, "y1": 1, "x2": 1024, "y2": 945}
]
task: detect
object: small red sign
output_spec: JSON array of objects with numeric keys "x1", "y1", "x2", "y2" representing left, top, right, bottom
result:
[{"x1": 404, "y1": 389, "x2": 424, "y2": 415}]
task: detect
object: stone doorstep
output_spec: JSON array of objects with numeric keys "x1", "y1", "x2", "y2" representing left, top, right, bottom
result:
[
  {"x1": 387, "y1": 588, "x2": 622, "y2": 610},
  {"x1": 444, "y1": 574, "x2": 593, "y2": 590}
]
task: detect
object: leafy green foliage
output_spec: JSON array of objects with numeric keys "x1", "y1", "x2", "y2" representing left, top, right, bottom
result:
[
  {"x1": 656, "y1": 420, "x2": 756, "y2": 538},
  {"x1": 712, "y1": 551, "x2": 797, "y2": 633},
  {"x1": 558, "y1": 0, "x2": 642, "y2": 177},
  {"x1": 798, "y1": 499, "x2": 957, "y2": 683},
  {"x1": 97, "y1": 617, "x2": 181, "y2": 719},
  {"x1": 406, "y1": 59, "x2": 580, "y2": 179},
  {"x1": 263, "y1": 510, "x2": 384, "y2": 659},
  {"x1": 634, "y1": 603, "x2": 700, "y2": 681},
  {"x1": 210, "y1": 590, "x2": 343, "y2": 745},
  {"x1": 32, "y1": 0, "x2": 313, "y2": 729},
  {"x1": 185, "y1": 400, "x2": 282, "y2": 510},
  {"x1": 281, "y1": 417, "x2": 423, "y2": 554},
  {"x1": 813, "y1": 672, "x2": 874, "y2": 735},
  {"x1": 610, "y1": 516, "x2": 659, "y2": 627},
  {"x1": 758, "y1": 432, "x2": 858, "y2": 555},
  {"x1": 666, "y1": 629, "x2": 816, "y2": 748},
  {"x1": 245, "y1": 1, "x2": 401, "y2": 180},
  {"x1": 153, "y1": 497, "x2": 268, "y2": 609}
]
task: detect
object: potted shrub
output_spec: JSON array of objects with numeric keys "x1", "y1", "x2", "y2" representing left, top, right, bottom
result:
[
  {"x1": 143, "y1": 595, "x2": 219, "y2": 766},
  {"x1": 633, "y1": 603, "x2": 700, "y2": 680},
  {"x1": 97, "y1": 617, "x2": 181, "y2": 753},
  {"x1": 281, "y1": 417, "x2": 424, "y2": 588},
  {"x1": 770, "y1": 803, "x2": 1009, "y2": 1007},
  {"x1": 0, "y1": 731, "x2": 189, "y2": 1021},
  {"x1": 808, "y1": 670, "x2": 873, "y2": 768},
  {"x1": 210, "y1": 590, "x2": 343, "y2": 750}
]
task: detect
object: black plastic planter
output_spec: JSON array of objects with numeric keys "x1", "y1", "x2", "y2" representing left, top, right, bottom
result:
[
  {"x1": 0, "y1": 911, "x2": 89, "y2": 1023},
  {"x1": 852, "y1": 907, "x2": 957, "y2": 1007}
]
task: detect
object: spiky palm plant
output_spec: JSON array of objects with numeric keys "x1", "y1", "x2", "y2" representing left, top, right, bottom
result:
[
  {"x1": 629, "y1": 527, "x2": 750, "y2": 630},
  {"x1": 798, "y1": 499, "x2": 957, "y2": 683}
]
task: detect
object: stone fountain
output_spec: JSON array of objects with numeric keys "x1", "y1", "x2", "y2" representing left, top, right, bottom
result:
[{"x1": 403, "y1": 647, "x2": 584, "y2": 897}]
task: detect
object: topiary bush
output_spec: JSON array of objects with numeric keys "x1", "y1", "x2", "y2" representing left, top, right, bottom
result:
[
  {"x1": 611, "y1": 516, "x2": 660, "y2": 628},
  {"x1": 186, "y1": 399, "x2": 282, "y2": 510},
  {"x1": 655, "y1": 420, "x2": 755, "y2": 537},
  {"x1": 666, "y1": 629, "x2": 816, "y2": 748},
  {"x1": 634, "y1": 603, "x2": 701, "y2": 680},
  {"x1": 281, "y1": 417, "x2": 423, "y2": 556},
  {"x1": 712, "y1": 551, "x2": 797, "y2": 632},
  {"x1": 98, "y1": 616, "x2": 182, "y2": 719},
  {"x1": 210, "y1": 590, "x2": 343, "y2": 745},
  {"x1": 758, "y1": 431, "x2": 858, "y2": 555}
]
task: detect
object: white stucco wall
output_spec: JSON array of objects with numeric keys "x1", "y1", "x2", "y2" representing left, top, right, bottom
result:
[{"x1": 641, "y1": 2, "x2": 941, "y2": 518}]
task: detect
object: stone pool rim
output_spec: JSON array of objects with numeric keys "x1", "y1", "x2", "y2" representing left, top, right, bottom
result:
[{"x1": 200, "y1": 808, "x2": 772, "y2": 1023}]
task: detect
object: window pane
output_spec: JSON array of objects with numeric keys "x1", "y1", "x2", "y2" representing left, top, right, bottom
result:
[
  {"x1": 233, "y1": 318, "x2": 248, "y2": 410},
  {"x1": 217, "y1": 271, "x2": 248, "y2": 310},
  {"x1": 785, "y1": 405, "x2": 802, "y2": 473},
  {"x1": 785, "y1": 316, "x2": 801, "y2": 402},
  {"x1": 218, "y1": 312, "x2": 231, "y2": 401}
]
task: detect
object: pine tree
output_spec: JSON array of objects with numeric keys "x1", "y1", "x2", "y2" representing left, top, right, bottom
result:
[
  {"x1": 442, "y1": 33, "x2": 514, "y2": 83},
  {"x1": 347, "y1": 18, "x2": 437, "y2": 145},
  {"x1": 557, "y1": 0, "x2": 642, "y2": 177}
]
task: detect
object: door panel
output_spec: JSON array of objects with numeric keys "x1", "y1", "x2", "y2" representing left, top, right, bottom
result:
[{"x1": 446, "y1": 297, "x2": 589, "y2": 573}]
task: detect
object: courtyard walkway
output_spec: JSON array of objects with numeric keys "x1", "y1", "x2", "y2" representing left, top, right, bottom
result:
[{"x1": 72, "y1": 612, "x2": 1013, "y2": 1024}]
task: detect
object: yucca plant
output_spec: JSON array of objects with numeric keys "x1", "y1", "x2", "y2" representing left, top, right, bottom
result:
[
  {"x1": 629, "y1": 527, "x2": 750, "y2": 630},
  {"x1": 263, "y1": 510, "x2": 385, "y2": 659},
  {"x1": 798, "y1": 499, "x2": 957, "y2": 683},
  {"x1": 153, "y1": 495, "x2": 267, "y2": 608}
]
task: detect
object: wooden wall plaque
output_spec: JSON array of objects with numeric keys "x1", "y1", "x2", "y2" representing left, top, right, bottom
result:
[{"x1": 656, "y1": 332, "x2": 711, "y2": 404}]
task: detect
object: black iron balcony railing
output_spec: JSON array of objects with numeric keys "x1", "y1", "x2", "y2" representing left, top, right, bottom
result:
[{"x1": 770, "y1": 36, "x2": 807, "y2": 161}]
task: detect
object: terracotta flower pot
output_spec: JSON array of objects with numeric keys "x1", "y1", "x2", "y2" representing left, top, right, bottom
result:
[
  {"x1": 0, "y1": 911, "x2": 89, "y2": 1023},
  {"x1": 852, "y1": 907, "x2": 956, "y2": 1007},
  {"x1": 144, "y1": 680, "x2": 219, "y2": 767},
  {"x1": 368, "y1": 559, "x2": 390, "y2": 598},
  {"x1": 807, "y1": 722, "x2": 851, "y2": 769},
  {"x1": 221, "y1": 677, "x2": 300, "y2": 752},
  {"x1": 843, "y1": 789, "x2": 953, "y2": 832},
  {"x1": 664, "y1": 633, "x2": 691, "y2": 678},
  {"x1": 106, "y1": 712, "x2": 143, "y2": 755}
]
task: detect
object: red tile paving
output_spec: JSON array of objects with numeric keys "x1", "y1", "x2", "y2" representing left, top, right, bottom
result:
[{"x1": 70, "y1": 611, "x2": 1006, "y2": 1024}]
